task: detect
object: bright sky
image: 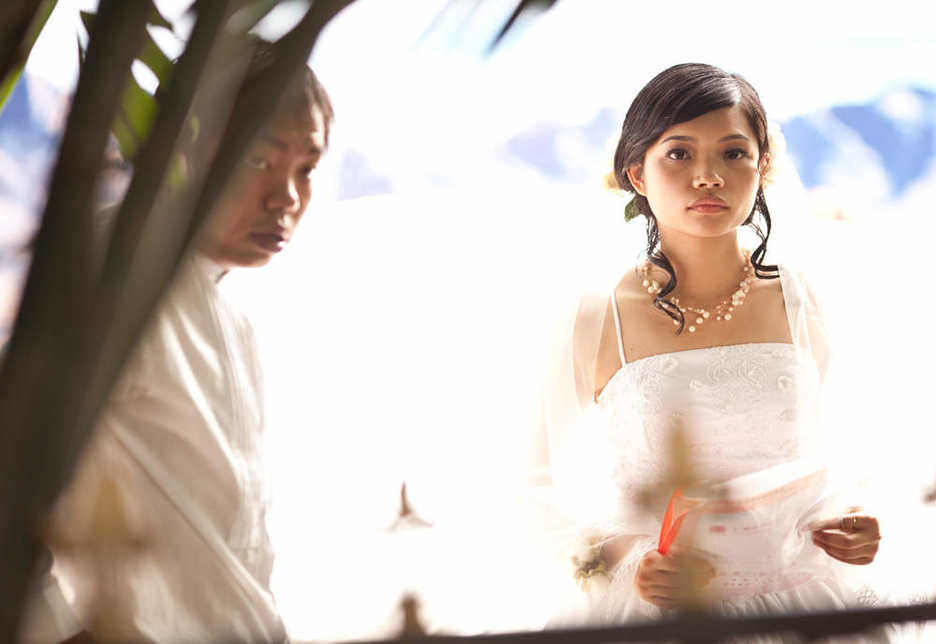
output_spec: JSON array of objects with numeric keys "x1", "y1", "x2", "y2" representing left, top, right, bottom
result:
[{"x1": 27, "y1": 0, "x2": 936, "y2": 125}]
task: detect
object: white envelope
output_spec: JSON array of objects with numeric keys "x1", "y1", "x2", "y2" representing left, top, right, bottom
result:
[{"x1": 671, "y1": 459, "x2": 837, "y2": 598}]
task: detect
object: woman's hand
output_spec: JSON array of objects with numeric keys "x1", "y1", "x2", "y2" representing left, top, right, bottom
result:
[
  {"x1": 811, "y1": 514, "x2": 881, "y2": 565},
  {"x1": 634, "y1": 547, "x2": 715, "y2": 609}
]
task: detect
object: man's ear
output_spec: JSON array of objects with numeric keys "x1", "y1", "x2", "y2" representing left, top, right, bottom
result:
[{"x1": 626, "y1": 165, "x2": 646, "y2": 196}]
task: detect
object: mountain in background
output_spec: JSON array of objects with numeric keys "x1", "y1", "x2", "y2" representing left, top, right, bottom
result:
[
  {"x1": 787, "y1": 87, "x2": 936, "y2": 196},
  {"x1": 3, "y1": 72, "x2": 935, "y2": 232},
  {"x1": 2, "y1": 72, "x2": 933, "y2": 339},
  {"x1": 497, "y1": 86, "x2": 936, "y2": 217}
]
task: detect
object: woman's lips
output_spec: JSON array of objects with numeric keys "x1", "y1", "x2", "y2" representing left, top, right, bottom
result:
[
  {"x1": 689, "y1": 204, "x2": 729, "y2": 214},
  {"x1": 249, "y1": 233, "x2": 286, "y2": 252},
  {"x1": 688, "y1": 196, "x2": 729, "y2": 214}
]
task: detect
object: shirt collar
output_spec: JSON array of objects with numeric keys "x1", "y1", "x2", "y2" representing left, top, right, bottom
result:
[{"x1": 191, "y1": 253, "x2": 228, "y2": 284}]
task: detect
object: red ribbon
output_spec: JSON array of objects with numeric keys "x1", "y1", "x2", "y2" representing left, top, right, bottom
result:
[{"x1": 658, "y1": 488, "x2": 689, "y2": 555}]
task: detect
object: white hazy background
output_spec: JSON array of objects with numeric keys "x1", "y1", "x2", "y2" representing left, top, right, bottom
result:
[{"x1": 19, "y1": 0, "x2": 936, "y2": 640}]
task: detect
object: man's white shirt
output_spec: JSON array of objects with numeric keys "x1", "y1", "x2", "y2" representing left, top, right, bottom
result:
[{"x1": 22, "y1": 255, "x2": 284, "y2": 642}]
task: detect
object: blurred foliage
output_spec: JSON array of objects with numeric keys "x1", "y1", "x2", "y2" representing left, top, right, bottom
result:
[
  {"x1": 489, "y1": 0, "x2": 556, "y2": 51},
  {"x1": 0, "y1": 0, "x2": 562, "y2": 639},
  {"x1": 0, "y1": 0, "x2": 353, "y2": 638},
  {"x1": 78, "y1": 4, "x2": 171, "y2": 161},
  {"x1": 76, "y1": 0, "x2": 303, "y2": 163},
  {"x1": 0, "y1": 0, "x2": 58, "y2": 114}
]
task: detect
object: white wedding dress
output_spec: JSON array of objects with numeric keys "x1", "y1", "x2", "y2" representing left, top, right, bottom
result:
[{"x1": 543, "y1": 267, "x2": 909, "y2": 642}]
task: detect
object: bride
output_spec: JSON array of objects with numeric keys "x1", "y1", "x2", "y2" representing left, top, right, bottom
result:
[{"x1": 534, "y1": 63, "x2": 903, "y2": 641}]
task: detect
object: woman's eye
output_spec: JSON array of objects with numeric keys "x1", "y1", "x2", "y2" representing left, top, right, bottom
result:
[
  {"x1": 725, "y1": 148, "x2": 747, "y2": 160},
  {"x1": 245, "y1": 155, "x2": 270, "y2": 170},
  {"x1": 666, "y1": 148, "x2": 689, "y2": 161}
]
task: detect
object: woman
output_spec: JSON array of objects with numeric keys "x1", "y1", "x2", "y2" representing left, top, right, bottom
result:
[{"x1": 536, "y1": 63, "x2": 896, "y2": 640}]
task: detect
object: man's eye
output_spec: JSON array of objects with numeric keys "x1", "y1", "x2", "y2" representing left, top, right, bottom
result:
[
  {"x1": 245, "y1": 156, "x2": 270, "y2": 170},
  {"x1": 666, "y1": 148, "x2": 689, "y2": 160}
]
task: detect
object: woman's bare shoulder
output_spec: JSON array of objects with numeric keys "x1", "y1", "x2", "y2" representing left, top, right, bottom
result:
[
  {"x1": 591, "y1": 267, "x2": 647, "y2": 397},
  {"x1": 613, "y1": 266, "x2": 655, "y2": 319},
  {"x1": 571, "y1": 268, "x2": 643, "y2": 327}
]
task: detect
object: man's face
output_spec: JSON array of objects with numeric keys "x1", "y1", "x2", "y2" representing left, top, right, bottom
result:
[{"x1": 199, "y1": 104, "x2": 327, "y2": 269}]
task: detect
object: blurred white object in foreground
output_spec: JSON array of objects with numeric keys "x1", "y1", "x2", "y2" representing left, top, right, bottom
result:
[{"x1": 222, "y1": 184, "x2": 936, "y2": 640}]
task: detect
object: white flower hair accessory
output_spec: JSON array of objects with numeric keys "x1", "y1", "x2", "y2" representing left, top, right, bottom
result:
[{"x1": 760, "y1": 120, "x2": 788, "y2": 188}]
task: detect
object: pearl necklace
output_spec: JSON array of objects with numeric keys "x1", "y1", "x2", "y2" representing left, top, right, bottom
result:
[{"x1": 640, "y1": 254, "x2": 755, "y2": 333}]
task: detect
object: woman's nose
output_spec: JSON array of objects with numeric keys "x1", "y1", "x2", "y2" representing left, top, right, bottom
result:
[{"x1": 692, "y1": 162, "x2": 724, "y2": 189}]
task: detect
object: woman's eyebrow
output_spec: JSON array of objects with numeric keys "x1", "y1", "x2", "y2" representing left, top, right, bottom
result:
[{"x1": 659, "y1": 133, "x2": 751, "y2": 144}]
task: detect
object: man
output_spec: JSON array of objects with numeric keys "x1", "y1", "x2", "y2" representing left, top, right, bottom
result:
[{"x1": 20, "y1": 45, "x2": 333, "y2": 643}]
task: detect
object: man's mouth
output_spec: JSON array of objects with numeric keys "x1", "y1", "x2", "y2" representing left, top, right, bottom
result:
[{"x1": 249, "y1": 232, "x2": 287, "y2": 253}]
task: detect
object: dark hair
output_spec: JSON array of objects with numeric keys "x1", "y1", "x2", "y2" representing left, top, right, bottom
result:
[
  {"x1": 612, "y1": 63, "x2": 777, "y2": 333},
  {"x1": 229, "y1": 38, "x2": 334, "y2": 147},
  {"x1": 179, "y1": 38, "x2": 334, "y2": 179}
]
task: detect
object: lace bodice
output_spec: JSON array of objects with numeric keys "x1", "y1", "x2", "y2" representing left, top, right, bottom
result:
[
  {"x1": 594, "y1": 342, "x2": 826, "y2": 600},
  {"x1": 598, "y1": 342, "x2": 822, "y2": 494}
]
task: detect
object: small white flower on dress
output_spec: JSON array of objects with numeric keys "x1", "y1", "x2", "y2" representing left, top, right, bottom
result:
[
  {"x1": 689, "y1": 379, "x2": 704, "y2": 391},
  {"x1": 778, "y1": 408, "x2": 798, "y2": 422},
  {"x1": 908, "y1": 592, "x2": 928, "y2": 605},
  {"x1": 660, "y1": 356, "x2": 679, "y2": 374},
  {"x1": 777, "y1": 375, "x2": 793, "y2": 391},
  {"x1": 769, "y1": 346, "x2": 792, "y2": 358},
  {"x1": 856, "y1": 586, "x2": 880, "y2": 607},
  {"x1": 708, "y1": 358, "x2": 734, "y2": 384}
]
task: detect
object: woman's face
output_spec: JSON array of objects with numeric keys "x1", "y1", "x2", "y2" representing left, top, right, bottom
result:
[{"x1": 627, "y1": 105, "x2": 766, "y2": 241}]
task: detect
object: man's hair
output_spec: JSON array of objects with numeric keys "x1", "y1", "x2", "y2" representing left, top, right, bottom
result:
[{"x1": 228, "y1": 38, "x2": 334, "y2": 147}]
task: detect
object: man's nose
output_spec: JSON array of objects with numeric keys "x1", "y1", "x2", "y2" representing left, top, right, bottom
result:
[{"x1": 265, "y1": 172, "x2": 299, "y2": 214}]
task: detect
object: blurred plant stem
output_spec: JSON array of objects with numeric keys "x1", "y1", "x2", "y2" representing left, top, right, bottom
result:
[
  {"x1": 0, "y1": 0, "x2": 355, "y2": 638},
  {"x1": 0, "y1": 0, "x2": 58, "y2": 114},
  {"x1": 0, "y1": 0, "x2": 151, "y2": 636},
  {"x1": 0, "y1": 0, "x2": 553, "y2": 638}
]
